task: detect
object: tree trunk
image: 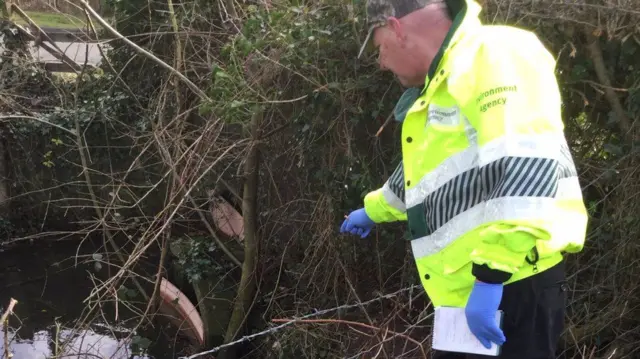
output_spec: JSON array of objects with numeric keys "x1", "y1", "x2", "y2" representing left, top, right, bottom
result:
[{"x1": 218, "y1": 109, "x2": 262, "y2": 359}]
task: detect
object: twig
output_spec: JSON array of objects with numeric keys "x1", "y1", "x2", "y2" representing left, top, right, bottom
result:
[
  {"x1": 54, "y1": 320, "x2": 61, "y2": 357},
  {"x1": 1, "y1": 299, "x2": 17, "y2": 327},
  {"x1": 82, "y1": 8, "x2": 143, "y2": 110},
  {"x1": 188, "y1": 195, "x2": 242, "y2": 267},
  {"x1": 85, "y1": 140, "x2": 244, "y2": 300},
  {"x1": 138, "y1": 0, "x2": 190, "y2": 325},
  {"x1": 77, "y1": 0, "x2": 211, "y2": 102},
  {"x1": 0, "y1": 115, "x2": 75, "y2": 135},
  {"x1": 583, "y1": 28, "x2": 634, "y2": 141},
  {"x1": 146, "y1": 232, "x2": 169, "y2": 323},
  {"x1": 179, "y1": 284, "x2": 422, "y2": 359},
  {"x1": 149, "y1": 120, "x2": 242, "y2": 267},
  {"x1": 375, "y1": 111, "x2": 395, "y2": 137},
  {"x1": 270, "y1": 318, "x2": 427, "y2": 359},
  {"x1": 2, "y1": 298, "x2": 18, "y2": 359},
  {"x1": 71, "y1": 99, "x2": 149, "y2": 302}
]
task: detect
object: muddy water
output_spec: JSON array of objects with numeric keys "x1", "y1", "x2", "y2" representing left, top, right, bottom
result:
[{"x1": 0, "y1": 240, "x2": 185, "y2": 359}]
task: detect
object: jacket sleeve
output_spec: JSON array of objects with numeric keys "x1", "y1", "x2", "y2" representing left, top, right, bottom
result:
[
  {"x1": 452, "y1": 32, "x2": 572, "y2": 281},
  {"x1": 363, "y1": 161, "x2": 408, "y2": 223}
]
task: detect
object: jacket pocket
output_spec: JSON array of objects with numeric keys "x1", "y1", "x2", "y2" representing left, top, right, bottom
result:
[{"x1": 420, "y1": 237, "x2": 476, "y2": 292}]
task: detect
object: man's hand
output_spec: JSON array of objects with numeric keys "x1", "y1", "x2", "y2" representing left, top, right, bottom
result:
[
  {"x1": 340, "y1": 208, "x2": 375, "y2": 238},
  {"x1": 465, "y1": 280, "x2": 506, "y2": 349}
]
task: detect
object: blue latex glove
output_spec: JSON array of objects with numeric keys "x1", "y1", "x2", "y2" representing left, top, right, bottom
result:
[
  {"x1": 340, "y1": 208, "x2": 375, "y2": 238},
  {"x1": 465, "y1": 281, "x2": 506, "y2": 349}
]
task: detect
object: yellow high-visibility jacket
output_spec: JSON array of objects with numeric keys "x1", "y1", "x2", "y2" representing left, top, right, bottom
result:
[{"x1": 363, "y1": 0, "x2": 588, "y2": 307}]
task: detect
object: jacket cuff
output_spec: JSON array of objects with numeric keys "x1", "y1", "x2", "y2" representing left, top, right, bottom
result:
[
  {"x1": 363, "y1": 188, "x2": 407, "y2": 223},
  {"x1": 472, "y1": 263, "x2": 512, "y2": 284}
]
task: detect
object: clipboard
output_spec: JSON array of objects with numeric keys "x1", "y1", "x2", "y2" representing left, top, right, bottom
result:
[{"x1": 431, "y1": 306, "x2": 504, "y2": 356}]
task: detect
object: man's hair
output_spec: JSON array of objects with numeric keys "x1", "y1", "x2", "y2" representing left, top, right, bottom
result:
[
  {"x1": 366, "y1": 0, "x2": 456, "y2": 25},
  {"x1": 358, "y1": 0, "x2": 458, "y2": 58}
]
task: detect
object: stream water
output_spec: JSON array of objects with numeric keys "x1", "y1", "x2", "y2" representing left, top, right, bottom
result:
[{"x1": 0, "y1": 240, "x2": 188, "y2": 359}]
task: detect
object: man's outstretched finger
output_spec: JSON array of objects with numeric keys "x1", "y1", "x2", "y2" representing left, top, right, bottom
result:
[
  {"x1": 340, "y1": 219, "x2": 349, "y2": 233},
  {"x1": 488, "y1": 326, "x2": 506, "y2": 345},
  {"x1": 479, "y1": 337, "x2": 492, "y2": 349}
]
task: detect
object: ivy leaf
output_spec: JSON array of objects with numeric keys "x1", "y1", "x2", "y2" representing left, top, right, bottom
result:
[{"x1": 230, "y1": 100, "x2": 245, "y2": 108}]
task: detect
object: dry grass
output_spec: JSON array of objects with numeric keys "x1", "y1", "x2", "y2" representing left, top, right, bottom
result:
[{"x1": 482, "y1": 0, "x2": 640, "y2": 39}]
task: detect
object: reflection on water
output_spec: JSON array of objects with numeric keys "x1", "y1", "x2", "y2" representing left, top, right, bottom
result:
[
  {"x1": 0, "y1": 326, "x2": 149, "y2": 359},
  {"x1": 0, "y1": 240, "x2": 183, "y2": 359}
]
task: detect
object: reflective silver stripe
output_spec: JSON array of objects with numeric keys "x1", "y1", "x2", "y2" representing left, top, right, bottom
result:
[
  {"x1": 381, "y1": 183, "x2": 405, "y2": 212},
  {"x1": 557, "y1": 176, "x2": 583, "y2": 199},
  {"x1": 478, "y1": 132, "x2": 577, "y2": 168},
  {"x1": 381, "y1": 161, "x2": 406, "y2": 212},
  {"x1": 405, "y1": 133, "x2": 577, "y2": 207},
  {"x1": 423, "y1": 156, "x2": 570, "y2": 234},
  {"x1": 410, "y1": 177, "x2": 582, "y2": 259}
]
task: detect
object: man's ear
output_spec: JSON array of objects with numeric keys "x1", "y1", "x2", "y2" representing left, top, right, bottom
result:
[{"x1": 386, "y1": 17, "x2": 404, "y2": 42}]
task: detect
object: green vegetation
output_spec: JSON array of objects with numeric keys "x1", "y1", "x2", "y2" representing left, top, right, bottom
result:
[
  {"x1": 11, "y1": 10, "x2": 86, "y2": 29},
  {"x1": 1, "y1": 0, "x2": 640, "y2": 358}
]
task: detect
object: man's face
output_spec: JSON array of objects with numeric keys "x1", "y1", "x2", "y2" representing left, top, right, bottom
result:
[
  {"x1": 371, "y1": 5, "x2": 451, "y2": 88},
  {"x1": 373, "y1": 22, "x2": 425, "y2": 87}
]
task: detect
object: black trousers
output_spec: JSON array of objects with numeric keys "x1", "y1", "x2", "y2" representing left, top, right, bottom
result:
[{"x1": 433, "y1": 260, "x2": 567, "y2": 359}]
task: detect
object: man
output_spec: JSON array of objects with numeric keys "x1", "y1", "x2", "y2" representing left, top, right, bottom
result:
[{"x1": 339, "y1": 0, "x2": 589, "y2": 358}]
